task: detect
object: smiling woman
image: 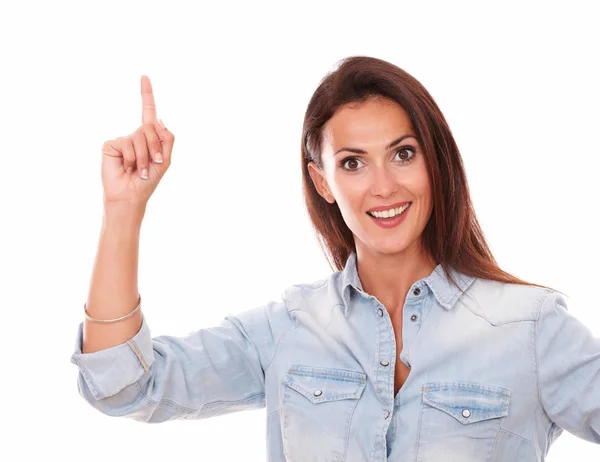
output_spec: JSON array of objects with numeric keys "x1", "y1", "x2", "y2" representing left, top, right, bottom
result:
[
  {"x1": 300, "y1": 56, "x2": 558, "y2": 295},
  {"x1": 70, "y1": 56, "x2": 599, "y2": 462}
]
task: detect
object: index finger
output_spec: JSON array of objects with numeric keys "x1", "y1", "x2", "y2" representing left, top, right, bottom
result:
[{"x1": 141, "y1": 75, "x2": 157, "y2": 124}]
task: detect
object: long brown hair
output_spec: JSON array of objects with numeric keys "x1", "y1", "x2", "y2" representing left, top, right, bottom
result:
[{"x1": 301, "y1": 56, "x2": 565, "y2": 298}]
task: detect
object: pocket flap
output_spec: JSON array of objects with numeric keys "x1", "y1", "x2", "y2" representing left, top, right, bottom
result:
[
  {"x1": 283, "y1": 365, "x2": 367, "y2": 404},
  {"x1": 422, "y1": 381, "x2": 510, "y2": 424}
]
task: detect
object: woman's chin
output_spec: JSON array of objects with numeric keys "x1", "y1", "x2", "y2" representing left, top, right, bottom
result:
[{"x1": 367, "y1": 239, "x2": 411, "y2": 255}]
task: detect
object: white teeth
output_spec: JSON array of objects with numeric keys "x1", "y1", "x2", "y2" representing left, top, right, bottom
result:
[{"x1": 369, "y1": 203, "x2": 410, "y2": 219}]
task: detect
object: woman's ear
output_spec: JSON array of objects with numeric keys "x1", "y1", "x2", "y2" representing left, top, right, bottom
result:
[{"x1": 307, "y1": 162, "x2": 336, "y2": 204}]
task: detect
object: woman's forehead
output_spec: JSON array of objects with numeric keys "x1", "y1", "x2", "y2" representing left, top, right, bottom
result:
[{"x1": 323, "y1": 100, "x2": 414, "y2": 149}]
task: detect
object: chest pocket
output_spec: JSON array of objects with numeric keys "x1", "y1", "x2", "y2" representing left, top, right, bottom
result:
[
  {"x1": 281, "y1": 365, "x2": 367, "y2": 462},
  {"x1": 416, "y1": 381, "x2": 511, "y2": 462}
]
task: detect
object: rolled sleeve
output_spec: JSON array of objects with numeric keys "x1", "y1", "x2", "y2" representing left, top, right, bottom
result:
[
  {"x1": 70, "y1": 313, "x2": 155, "y2": 400},
  {"x1": 535, "y1": 290, "x2": 600, "y2": 444}
]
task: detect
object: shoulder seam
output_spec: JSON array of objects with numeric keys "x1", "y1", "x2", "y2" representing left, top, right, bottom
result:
[
  {"x1": 265, "y1": 277, "x2": 330, "y2": 371},
  {"x1": 290, "y1": 278, "x2": 329, "y2": 292},
  {"x1": 264, "y1": 299, "x2": 297, "y2": 373}
]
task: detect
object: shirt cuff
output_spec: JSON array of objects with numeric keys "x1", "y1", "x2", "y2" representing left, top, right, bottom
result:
[{"x1": 70, "y1": 313, "x2": 155, "y2": 400}]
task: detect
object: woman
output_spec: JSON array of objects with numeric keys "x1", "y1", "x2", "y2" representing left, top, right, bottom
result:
[{"x1": 70, "y1": 56, "x2": 599, "y2": 461}]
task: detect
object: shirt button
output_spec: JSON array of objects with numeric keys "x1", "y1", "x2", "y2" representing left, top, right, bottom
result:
[
  {"x1": 462, "y1": 409, "x2": 471, "y2": 418},
  {"x1": 410, "y1": 314, "x2": 418, "y2": 322},
  {"x1": 413, "y1": 287, "x2": 421, "y2": 296},
  {"x1": 314, "y1": 390, "x2": 323, "y2": 397},
  {"x1": 380, "y1": 360, "x2": 390, "y2": 366},
  {"x1": 384, "y1": 410, "x2": 391, "y2": 419},
  {"x1": 377, "y1": 308, "x2": 384, "y2": 317}
]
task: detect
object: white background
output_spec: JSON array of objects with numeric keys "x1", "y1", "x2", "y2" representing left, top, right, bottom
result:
[{"x1": 1, "y1": 0, "x2": 598, "y2": 460}]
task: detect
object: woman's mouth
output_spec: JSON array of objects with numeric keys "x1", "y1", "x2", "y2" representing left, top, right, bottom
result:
[{"x1": 367, "y1": 202, "x2": 411, "y2": 229}]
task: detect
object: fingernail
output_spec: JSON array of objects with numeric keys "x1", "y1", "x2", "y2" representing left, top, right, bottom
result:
[
  {"x1": 158, "y1": 118, "x2": 165, "y2": 129},
  {"x1": 154, "y1": 152, "x2": 163, "y2": 163},
  {"x1": 141, "y1": 168, "x2": 148, "y2": 179}
]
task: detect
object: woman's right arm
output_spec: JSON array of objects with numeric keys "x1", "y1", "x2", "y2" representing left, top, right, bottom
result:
[
  {"x1": 80, "y1": 74, "x2": 169, "y2": 355},
  {"x1": 71, "y1": 76, "x2": 295, "y2": 423}
]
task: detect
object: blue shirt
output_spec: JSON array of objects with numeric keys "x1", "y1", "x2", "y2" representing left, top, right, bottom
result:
[{"x1": 70, "y1": 251, "x2": 600, "y2": 461}]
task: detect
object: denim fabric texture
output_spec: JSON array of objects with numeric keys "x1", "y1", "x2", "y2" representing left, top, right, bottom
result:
[{"x1": 71, "y1": 251, "x2": 600, "y2": 461}]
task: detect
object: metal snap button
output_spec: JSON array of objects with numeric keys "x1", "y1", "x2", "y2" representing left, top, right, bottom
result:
[
  {"x1": 407, "y1": 363, "x2": 411, "y2": 369},
  {"x1": 314, "y1": 390, "x2": 323, "y2": 397},
  {"x1": 380, "y1": 360, "x2": 390, "y2": 366},
  {"x1": 462, "y1": 409, "x2": 471, "y2": 418},
  {"x1": 377, "y1": 308, "x2": 384, "y2": 317},
  {"x1": 413, "y1": 287, "x2": 421, "y2": 296},
  {"x1": 410, "y1": 314, "x2": 418, "y2": 322}
]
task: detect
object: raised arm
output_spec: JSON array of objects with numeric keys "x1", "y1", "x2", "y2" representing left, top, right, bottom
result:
[
  {"x1": 72, "y1": 75, "x2": 296, "y2": 423},
  {"x1": 82, "y1": 75, "x2": 173, "y2": 354}
]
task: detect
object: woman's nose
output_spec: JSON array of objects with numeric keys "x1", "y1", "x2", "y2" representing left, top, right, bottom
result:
[{"x1": 370, "y1": 166, "x2": 398, "y2": 196}]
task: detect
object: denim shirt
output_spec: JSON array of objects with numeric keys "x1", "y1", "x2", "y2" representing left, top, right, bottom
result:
[{"x1": 70, "y1": 251, "x2": 600, "y2": 461}]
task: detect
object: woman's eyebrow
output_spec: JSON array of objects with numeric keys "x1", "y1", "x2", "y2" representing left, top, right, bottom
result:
[{"x1": 334, "y1": 134, "x2": 418, "y2": 156}]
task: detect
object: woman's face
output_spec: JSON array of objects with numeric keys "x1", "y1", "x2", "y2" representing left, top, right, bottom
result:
[{"x1": 308, "y1": 97, "x2": 433, "y2": 256}]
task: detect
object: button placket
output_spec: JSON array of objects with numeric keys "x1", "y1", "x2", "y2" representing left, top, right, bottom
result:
[
  {"x1": 408, "y1": 287, "x2": 421, "y2": 324},
  {"x1": 400, "y1": 286, "x2": 425, "y2": 373}
]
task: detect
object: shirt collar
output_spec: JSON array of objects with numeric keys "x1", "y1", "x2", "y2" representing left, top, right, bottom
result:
[{"x1": 339, "y1": 250, "x2": 477, "y2": 317}]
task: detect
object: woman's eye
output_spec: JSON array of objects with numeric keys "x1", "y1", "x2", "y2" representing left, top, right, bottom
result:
[
  {"x1": 395, "y1": 146, "x2": 416, "y2": 162},
  {"x1": 340, "y1": 157, "x2": 364, "y2": 171},
  {"x1": 339, "y1": 145, "x2": 417, "y2": 172}
]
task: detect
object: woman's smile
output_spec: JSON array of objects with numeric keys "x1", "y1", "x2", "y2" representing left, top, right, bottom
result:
[{"x1": 367, "y1": 202, "x2": 412, "y2": 229}]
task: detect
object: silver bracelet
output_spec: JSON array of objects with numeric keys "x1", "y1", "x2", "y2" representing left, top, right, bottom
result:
[{"x1": 84, "y1": 295, "x2": 142, "y2": 324}]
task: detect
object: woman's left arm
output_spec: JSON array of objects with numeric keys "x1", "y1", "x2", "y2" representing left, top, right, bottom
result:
[{"x1": 536, "y1": 290, "x2": 600, "y2": 444}]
